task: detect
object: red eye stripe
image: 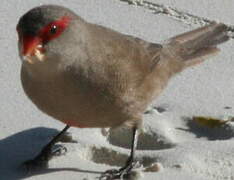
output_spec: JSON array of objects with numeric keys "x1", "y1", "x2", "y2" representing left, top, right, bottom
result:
[{"x1": 38, "y1": 16, "x2": 71, "y2": 44}]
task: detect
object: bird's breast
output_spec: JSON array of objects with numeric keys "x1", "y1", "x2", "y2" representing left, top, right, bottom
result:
[{"x1": 21, "y1": 67, "x2": 129, "y2": 128}]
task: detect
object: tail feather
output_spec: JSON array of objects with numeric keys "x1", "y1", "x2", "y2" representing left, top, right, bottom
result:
[
  {"x1": 183, "y1": 47, "x2": 220, "y2": 67},
  {"x1": 166, "y1": 23, "x2": 230, "y2": 66}
]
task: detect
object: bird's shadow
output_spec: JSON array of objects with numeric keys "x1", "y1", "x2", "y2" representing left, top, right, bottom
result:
[{"x1": 0, "y1": 127, "x2": 102, "y2": 180}]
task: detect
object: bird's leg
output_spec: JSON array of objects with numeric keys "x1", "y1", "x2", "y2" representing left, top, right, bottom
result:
[
  {"x1": 100, "y1": 126, "x2": 139, "y2": 180},
  {"x1": 23, "y1": 125, "x2": 70, "y2": 170},
  {"x1": 119, "y1": 126, "x2": 138, "y2": 173}
]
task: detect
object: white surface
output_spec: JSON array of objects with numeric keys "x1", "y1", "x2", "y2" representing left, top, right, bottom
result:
[
  {"x1": 0, "y1": 0, "x2": 234, "y2": 180},
  {"x1": 137, "y1": 0, "x2": 234, "y2": 24}
]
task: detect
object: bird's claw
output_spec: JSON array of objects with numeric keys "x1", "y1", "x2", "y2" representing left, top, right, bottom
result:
[
  {"x1": 99, "y1": 169, "x2": 129, "y2": 180},
  {"x1": 99, "y1": 161, "x2": 140, "y2": 180},
  {"x1": 52, "y1": 144, "x2": 67, "y2": 156}
]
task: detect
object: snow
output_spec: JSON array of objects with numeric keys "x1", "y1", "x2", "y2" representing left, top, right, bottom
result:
[{"x1": 0, "y1": 0, "x2": 234, "y2": 179}]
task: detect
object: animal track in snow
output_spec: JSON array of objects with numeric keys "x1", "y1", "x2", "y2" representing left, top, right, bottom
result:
[
  {"x1": 119, "y1": 0, "x2": 234, "y2": 38},
  {"x1": 72, "y1": 125, "x2": 174, "y2": 170},
  {"x1": 86, "y1": 145, "x2": 157, "y2": 169},
  {"x1": 106, "y1": 126, "x2": 175, "y2": 150}
]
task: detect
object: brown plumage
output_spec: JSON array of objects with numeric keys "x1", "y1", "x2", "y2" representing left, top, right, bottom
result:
[{"x1": 17, "y1": 5, "x2": 229, "y2": 178}]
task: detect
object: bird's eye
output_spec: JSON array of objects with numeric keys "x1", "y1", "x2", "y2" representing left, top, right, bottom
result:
[{"x1": 50, "y1": 25, "x2": 57, "y2": 34}]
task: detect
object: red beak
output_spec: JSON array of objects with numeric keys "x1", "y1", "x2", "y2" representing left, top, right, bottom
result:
[{"x1": 21, "y1": 35, "x2": 41, "y2": 56}]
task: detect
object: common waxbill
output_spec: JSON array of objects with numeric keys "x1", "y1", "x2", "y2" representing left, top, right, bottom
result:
[{"x1": 17, "y1": 4, "x2": 229, "y2": 179}]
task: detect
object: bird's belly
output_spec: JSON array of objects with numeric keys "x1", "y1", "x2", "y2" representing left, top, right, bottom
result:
[{"x1": 21, "y1": 72, "x2": 127, "y2": 128}]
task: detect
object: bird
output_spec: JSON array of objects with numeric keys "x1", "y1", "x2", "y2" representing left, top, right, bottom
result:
[{"x1": 16, "y1": 4, "x2": 230, "y2": 179}]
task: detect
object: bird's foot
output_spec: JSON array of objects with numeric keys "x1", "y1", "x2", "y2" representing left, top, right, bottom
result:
[
  {"x1": 22, "y1": 144, "x2": 67, "y2": 171},
  {"x1": 100, "y1": 161, "x2": 140, "y2": 180},
  {"x1": 52, "y1": 144, "x2": 68, "y2": 156}
]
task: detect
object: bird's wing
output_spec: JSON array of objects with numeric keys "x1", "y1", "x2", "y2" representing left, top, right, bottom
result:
[
  {"x1": 76, "y1": 24, "x2": 163, "y2": 91},
  {"x1": 126, "y1": 36, "x2": 163, "y2": 72}
]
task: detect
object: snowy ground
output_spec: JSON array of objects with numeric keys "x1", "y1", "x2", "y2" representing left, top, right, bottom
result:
[{"x1": 0, "y1": 0, "x2": 234, "y2": 179}]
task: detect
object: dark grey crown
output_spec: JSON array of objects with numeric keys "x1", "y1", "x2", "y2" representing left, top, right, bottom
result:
[{"x1": 17, "y1": 5, "x2": 78, "y2": 36}]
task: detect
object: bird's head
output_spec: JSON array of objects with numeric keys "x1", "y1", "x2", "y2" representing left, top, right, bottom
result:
[{"x1": 17, "y1": 5, "x2": 80, "y2": 64}]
